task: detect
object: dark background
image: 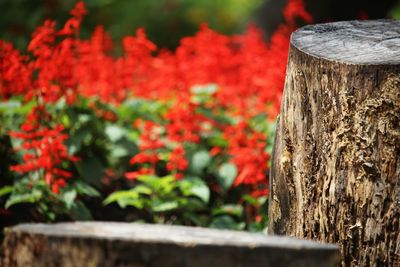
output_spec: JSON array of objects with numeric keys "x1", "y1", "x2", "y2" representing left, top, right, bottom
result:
[
  {"x1": 1, "y1": 0, "x2": 399, "y2": 51},
  {"x1": 1, "y1": 0, "x2": 261, "y2": 50}
]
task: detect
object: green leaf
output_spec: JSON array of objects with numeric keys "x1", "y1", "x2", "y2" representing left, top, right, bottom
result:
[
  {"x1": 118, "y1": 98, "x2": 168, "y2": 122},
  {"x1": 190, "y1": 84, "x2": 218, "y2": 95},
  {"x1": 66, "y1": 127, "x2": 90, "y2": 154},
  {"x1": 209, "y1": 215, "x2": 245, "y2": 230},
  {"x1": 265, "y1": 120, "x2": 276, "y2": 155},
  {"x1": 5, "y1": 190, "x2": 42, "y2": 208},
  {"x1": 0, "y1": 186, "x2": 13, "y2": 198},
  {"x1": 179, "y1": 177, "x2": 210, "y2": 203},
  {"x1": 75, "y1": 156, "x2": 104, "y2": 187},
  {"x1": 184, "y1": 198, "x2": 207, "y2": 211},
  {"x1": 191, "y1": 150, "x2": 211, "y2": 173},
  {"x1": 78, "y1": 114, "x2": 91, "y2": 124},
  {"x1": 61, "y1": 114, "x2": 71, "y2": 128},
  {"x1": 0, "y1": 100, "x2": 21, "y2": 111},
  {"x1": 218, "y1": 163, "x2": 237, "y2": 189},
  {"x1": 157, "y1": 175, "x2": 177, "y2": 194},
  {"x1": 71, "y1": 201, "x2": 93, "y2": 221},
  {"x1": 242, "y1": 194, "x2": 259, "y2": 206},
  {"x1": 121, "y1": 199, "x2": 145, "y2": 209},
  {"x1": 103, "y1": 190, "x2": 139, "y2": 206},
  {"x1": 136, "y1": 175, "x2": 159, "y2": 188},
  {"x1": 190, "y1": 84, "x2": 219, "y2": 104},
  {"x1": 151, "y1": 200, "x2": 179, "y2": 212},
  {"x1": 132, "y1": 185, "x2": 152, "y2": 195},
  {"x1": 247, "y1": 222, "x2": 267, "y2": 232},
  {"x1": 389, "y1": 2, "x2": 400, "y2": 18},
  {"x1": 62, "y1": 190, "x2": 77, "y2": 209},
  {"x1": 212, "y1": 204, "x2": 243, "y2": 217},
  {"x1": 103, "y1": 188, "x2": 148, "y2": 209},
  {"x1": 110, "y1": 145, "x2": 130, "y2": 158},
  {"x1": 0, "y1": 99, "x2": 35, "y2": 116},
  {"x1": 137, "y1": 175, "x2": 176, "y2": 194},
  {"x1": 208, "y1": 135, "x2": 229, "y2": 147},
  {"x1": 55, "y1": 96, "x2": 67, "y2": 110},
  {"x1": 183, "y1": 213, "x2": 208, "y2": 227},
  {"x1": 73, "y1": 181, "x2": 101, "y2": 197},
  {"x1": 108, "y1": 138, "x2": 138, "y2": 165},
  {"x1": 105, "y1": 124, "x2": 126, "y2": 142}
]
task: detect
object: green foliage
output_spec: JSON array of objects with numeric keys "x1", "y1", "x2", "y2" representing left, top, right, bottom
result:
[
  {"x1": 1, "y1": 90, "x2": 271, "y2": 231},
  {"x1": 190, "y1": 150, "x2": 212, "y2": 174},
  {"x1": 104, "y1": 174, "x2": 209, "y2": 225},
  {"x1": 389, "y1": 1, "x2": 400, "y2": 18},
  {"x1": 218, "y1": 163, "x2": 238, "y2": 189},
  {"x1": 104, "y1": 174, "x2": 263, "y2": 229},
  {"x1": 1, "y1": 177, "x2": 99, "y2": 221},
  {"x1": 100, "y1": 85, "x2": 270, "y2": 230}
]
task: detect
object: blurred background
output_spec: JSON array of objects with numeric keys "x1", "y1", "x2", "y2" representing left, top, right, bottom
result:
[{"x1": 0, "y1": 0, "x2": 399, "y2": 50}]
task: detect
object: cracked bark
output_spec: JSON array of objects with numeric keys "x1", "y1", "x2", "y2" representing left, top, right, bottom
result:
[{"x1": 268, "y1": 20, "x2": 400, "y2": 266}]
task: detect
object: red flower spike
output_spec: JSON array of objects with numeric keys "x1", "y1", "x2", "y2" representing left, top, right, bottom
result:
[
  {"x1": 283, "y1": 0, "x2": 313, "y2": 26},
  {"x1": 10, "y1": 106, "x2": 77, "y2": 194},
  {"x1": 70, "y1": 1, "x2": 87, "y2": 18},
  {"x1": 1, "y1": 0, "x2": 314, "y2": 197}
]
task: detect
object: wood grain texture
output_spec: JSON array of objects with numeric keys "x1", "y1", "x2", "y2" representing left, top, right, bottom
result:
[
  {"x1": 269, "y1": 20, "x2": 400, "y2": 266},
  {"x1": 292, "y1": 20, "x2": 400, "y2": 65},
  {"x1": 1, "y1": 222, "x2": 339, "y2": 267}
]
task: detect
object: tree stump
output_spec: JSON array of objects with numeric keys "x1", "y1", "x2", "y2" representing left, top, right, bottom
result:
[
  {"x1": 1, "y1": 222, "x2": 339, "y2": 267},
  {"x1": 268, "y1": 20, "x2": 400, "y2": 266}
]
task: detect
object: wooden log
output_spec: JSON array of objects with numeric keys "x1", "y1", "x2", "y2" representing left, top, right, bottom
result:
[
  {"x1": 268, "y1": 19, "x2": 400, "y2": 266},
  {"x1": 1, "y1": 222, "x2": 339, "y2": 267}
]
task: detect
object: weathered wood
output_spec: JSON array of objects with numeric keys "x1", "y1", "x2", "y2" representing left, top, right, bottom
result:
[
  {"x1": 1, "y1": 222, "x2": 339, "y2": 267},
  {"x1": 268, "y1": 20, "x2": 400, "y2": 266}
]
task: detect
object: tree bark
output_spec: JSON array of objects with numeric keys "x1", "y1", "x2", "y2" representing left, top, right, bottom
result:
[
  {"x1": 1, "y1": 222, "x2": 339, "y2": 267},
  {"x1": 268, "y1": 20, "x2": 400, "y2": 266}
]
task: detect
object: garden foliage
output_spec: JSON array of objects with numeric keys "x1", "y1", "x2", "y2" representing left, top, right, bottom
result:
[{"x1": 0, "y1": 0, "x2": 311, "y2": 230}]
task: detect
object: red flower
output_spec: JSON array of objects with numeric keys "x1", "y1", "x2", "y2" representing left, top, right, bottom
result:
[
  {"x1": 70, "y1": 1, "x2": 87, "y2": 18},
  {"x1": 1, "y1": 0, "x2": 314, "y2": 198},
  {"x1": 210, "y1": 147, "x2": 222, "y2": 156},
  {"x1": 223, "y1": 122, "x2": 270, "y2": 188},
  {"x1": 283, "y1": 0, "x2": 313, "y2": 26},
  {"x1": 10, "y1": 106, "x2": 77, "y2": 194},
  {"x1": 59, "y1": 1, "x2": 87, "y2": 35},
  {"x1": 167, "y1": 146, "x2": 189, "y2": 175},
  {"x1": 125, "y1": 167, "x2": 154, "y2": 180},
  {"x1": 0, "y1": 40, "x2": 31, "y2": 98}
]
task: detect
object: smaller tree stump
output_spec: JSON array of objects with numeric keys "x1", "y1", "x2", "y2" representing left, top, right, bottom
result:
[{"x1": 1, "y1": 222, "x2": 339, "y2": 267}]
